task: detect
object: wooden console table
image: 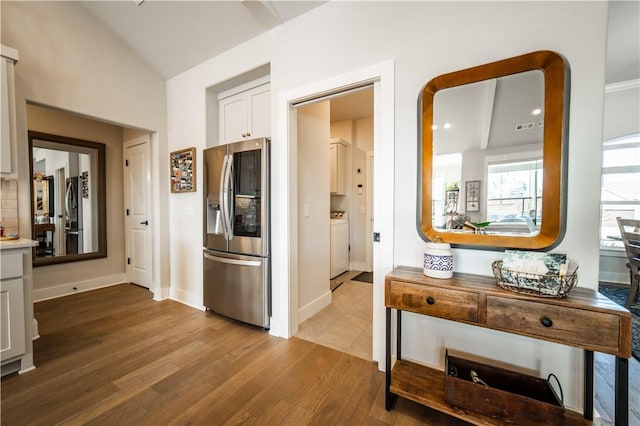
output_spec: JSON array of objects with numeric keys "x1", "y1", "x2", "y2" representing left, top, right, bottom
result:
[{"x1": 385, "y1": 266, "x2": 632, "y2": 426}]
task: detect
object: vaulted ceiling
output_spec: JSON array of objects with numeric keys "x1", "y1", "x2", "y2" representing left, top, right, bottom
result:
[{"x1": 80, "y1": 1, "x2": 326, "y2": 80}]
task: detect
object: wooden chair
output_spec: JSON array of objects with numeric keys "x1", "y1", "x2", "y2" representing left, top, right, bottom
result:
[{"x1": 617, "y1": 217, "x2": 640, "y2": 308}]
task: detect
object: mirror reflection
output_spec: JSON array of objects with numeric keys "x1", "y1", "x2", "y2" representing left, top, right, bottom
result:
[
  {"x1": 419, "y1": 50, "x2": 569, "y2": 250},
  {"x1": 432, "y1": 70, "x2": 544, "y2": 236},
  {"x1": 29, "y1": 131, "x2": 107, "y2": 265}
]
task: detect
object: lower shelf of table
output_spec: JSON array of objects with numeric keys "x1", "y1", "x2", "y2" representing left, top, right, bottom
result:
[{"x1": 389, "y1": 359, "x2": 592, "y2": 426}]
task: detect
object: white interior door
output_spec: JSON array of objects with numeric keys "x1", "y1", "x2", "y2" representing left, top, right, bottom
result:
[{"x1": 124, "y1": 135, "x2": 152, "y2": 288}]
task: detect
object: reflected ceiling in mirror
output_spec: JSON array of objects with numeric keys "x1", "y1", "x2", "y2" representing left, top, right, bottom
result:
[
  {"x1": 433, "y1": 70, "x2": 544, "y2": 155},
  {"x1": 29, "y1": 131, "x2": 107, "y2": 266},
  {"x1": 419, "y1": 51, "x2": 569, "y2": 250}
]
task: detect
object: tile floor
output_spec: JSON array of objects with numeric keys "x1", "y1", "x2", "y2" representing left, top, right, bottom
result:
[{"x1": 296, "y1": 270, "x2": 373, "y2": 361}]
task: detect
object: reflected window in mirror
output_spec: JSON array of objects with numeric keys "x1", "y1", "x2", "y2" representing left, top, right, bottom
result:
[
  {"x1": 29, "y1": 131, "x2": 107, "y2": 266},
  {"x1": 485, "y1": 158, "x2": 542, "y2": 231},
  {"x1": 419, "y1": 51, "x2": 569, "y2": 250}
]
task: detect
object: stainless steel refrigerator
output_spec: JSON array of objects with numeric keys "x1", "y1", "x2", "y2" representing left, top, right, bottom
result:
[
  {"x1": 203, "y1": 138, "x2": 270, "y2": 328},
  {"x1": 65, "y1": 176, "x2": 83, "y2": 255}
]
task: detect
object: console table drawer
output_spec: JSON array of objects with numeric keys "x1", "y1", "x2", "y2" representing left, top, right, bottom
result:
[
  {"x1": 387, "y1": 280, "x2": 478, "y2": 322},
  {"x1": 486, "y1": 296, "x2": 621, "y2": 353}
]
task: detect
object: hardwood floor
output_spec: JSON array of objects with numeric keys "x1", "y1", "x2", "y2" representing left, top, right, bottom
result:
[
  {"x1": 1, "y1": 284, "x2": 468, "y2": 425},
  {"x1": 595, "y1": 354, "x2": 640, "y2": 425},
  {"x1": 3, "y1": 282, "x2": 637, "y2": 425}
]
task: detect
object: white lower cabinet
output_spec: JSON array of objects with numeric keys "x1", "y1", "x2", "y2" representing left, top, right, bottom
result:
[
  {"x1": 0, "y1": 240, "x2": 37, "y2": 376},
  {"x1": 1, "y1": 277, "x2": 26, "y2": 360},
  {"x1": 330, "y1": 220, "x2": 349, "y2": 279}
]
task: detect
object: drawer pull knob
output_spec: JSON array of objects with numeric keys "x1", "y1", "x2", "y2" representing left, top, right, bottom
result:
[
  {"x1": 426, "y1": 297, "x2": 435, "y2": 305},
  {"x1": 541, "y1": 317, "x2": 553, "y2": 327}
]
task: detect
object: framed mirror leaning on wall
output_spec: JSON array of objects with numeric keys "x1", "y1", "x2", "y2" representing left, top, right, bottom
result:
[
  {"x1": 28, "y1": 131, "x2": 107, "y2": 266},
  {"x1": 419, "y1": 50, "x2": 570, "y2": 250}
]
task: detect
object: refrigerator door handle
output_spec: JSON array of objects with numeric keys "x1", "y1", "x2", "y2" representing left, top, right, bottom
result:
[
  {"x1": 218, "y1": 154, "x2": 227, "y2": 240},
  {"x1": 219, "y1": 154, "x2": 230, "y2": 240},
  {"x1": 204, "y1": 252, "x2": 261, "y2": 267},
  {"x1": 222, "y1": 153, "x2": 234, "y2": 239}
]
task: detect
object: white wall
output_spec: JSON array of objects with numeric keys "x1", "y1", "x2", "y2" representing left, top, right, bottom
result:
[
  {"x1": 297, "y1": 101, "x2": 331, "y2": 321},
  {"x1": 603, "y1": 83, "x2": 640, "y2": 141},
  {"x1": 1, "y1": 1, "x2": 170, "y2": 298},
  {"x1": 166, "y1": 1, "x2": 608, "y2": 411}
]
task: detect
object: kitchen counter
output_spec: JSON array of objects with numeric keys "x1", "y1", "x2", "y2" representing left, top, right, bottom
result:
[{"x1": 0, "y1": 237, "x2": 38, "y2": 250}]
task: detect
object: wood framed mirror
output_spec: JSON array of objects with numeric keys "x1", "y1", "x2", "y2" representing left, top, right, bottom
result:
[
  {"x1": 28, "y1": 131, "x2": 107, "y2": 265},
  {"x1": 419, "y1": 51, "x2": 570, "y2": 250}
]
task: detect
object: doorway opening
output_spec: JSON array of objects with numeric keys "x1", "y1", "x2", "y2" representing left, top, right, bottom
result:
[
  {"x1": 294, "y1": 87, "x2": 375, "y2": 361},
  {"x1": 275, "y1": 60, "x2": 394, "y2": 369}
]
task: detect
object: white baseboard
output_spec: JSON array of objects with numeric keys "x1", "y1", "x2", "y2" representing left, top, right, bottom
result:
[
  {"x1": 33, "y1": 274, "x2": 127, "y2": 302},
  {"x1": 599, "y1": 271, "x2": 628, "y2": 284},
  {"x1": 298, "y1": 290, "x2": 331, "y2": 324},
  {"x1": 268, "y1": 318, "x2": 287, "y2": 338},
  {"x1": 169, "y1": 287, "x2": 206, "y2": 311},
  {"x1": 153, "y1": 286, "x2": 171, "y2": 301}
]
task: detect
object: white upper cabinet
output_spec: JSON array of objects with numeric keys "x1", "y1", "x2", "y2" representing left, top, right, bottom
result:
[
  {"x1": 1, "y1": 45, "x2": 19, "y2": 176},
  {"x1": 219, "y1": 82, "x2": 270, "y2": 144}
]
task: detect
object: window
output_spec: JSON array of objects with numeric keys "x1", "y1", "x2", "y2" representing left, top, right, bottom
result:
[
  {"x1": 486, "y1": 159, "x2": 542, "y2": 226},
  {"x1": 600, "y1": 133, "x2": 640, "y2": 248}
]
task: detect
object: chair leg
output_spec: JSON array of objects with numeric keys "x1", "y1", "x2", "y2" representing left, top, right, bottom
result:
[{"x1": 625, "y1": 276, "x2": 639, "y2": 308}]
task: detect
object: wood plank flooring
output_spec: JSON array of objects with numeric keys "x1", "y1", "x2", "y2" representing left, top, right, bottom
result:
[{"x1": 1, "y1": 284, "x2": 468, "y2": 425}]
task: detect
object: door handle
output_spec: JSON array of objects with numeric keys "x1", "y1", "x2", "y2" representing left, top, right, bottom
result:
[
  {"x1": 203, "y1": 252, "x2": 261, "y2": 267},
  {"x1": 222, "y1": 154, "x2": 234, "y2": 239},
  {"x1": 140, "y1": 220, "x2": 149, "y2": 225}
]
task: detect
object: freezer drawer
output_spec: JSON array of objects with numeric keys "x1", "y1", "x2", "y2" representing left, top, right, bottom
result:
[{"x1": 203, "y1": 250, "x2": 270, "y2": 328}]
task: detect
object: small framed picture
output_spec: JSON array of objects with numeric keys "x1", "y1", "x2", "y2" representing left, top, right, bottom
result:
[
  {"x1": 465, "y1": 180, "x2": 480, "y2": 212},
  {"x1": 170, "y1": 147, "x2": 196, "y2": 193}
]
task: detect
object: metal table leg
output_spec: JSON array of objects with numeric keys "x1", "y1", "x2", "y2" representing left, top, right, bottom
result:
[
  {"x1": 584, "y1": 350, "x2": 594, "y2": 421},
  {"x1": 385, "y1": 307, "x2": 394, "y2": 410},
  {"x1": 615, "y1": 356, "x2": 629, "y2": 426}
]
